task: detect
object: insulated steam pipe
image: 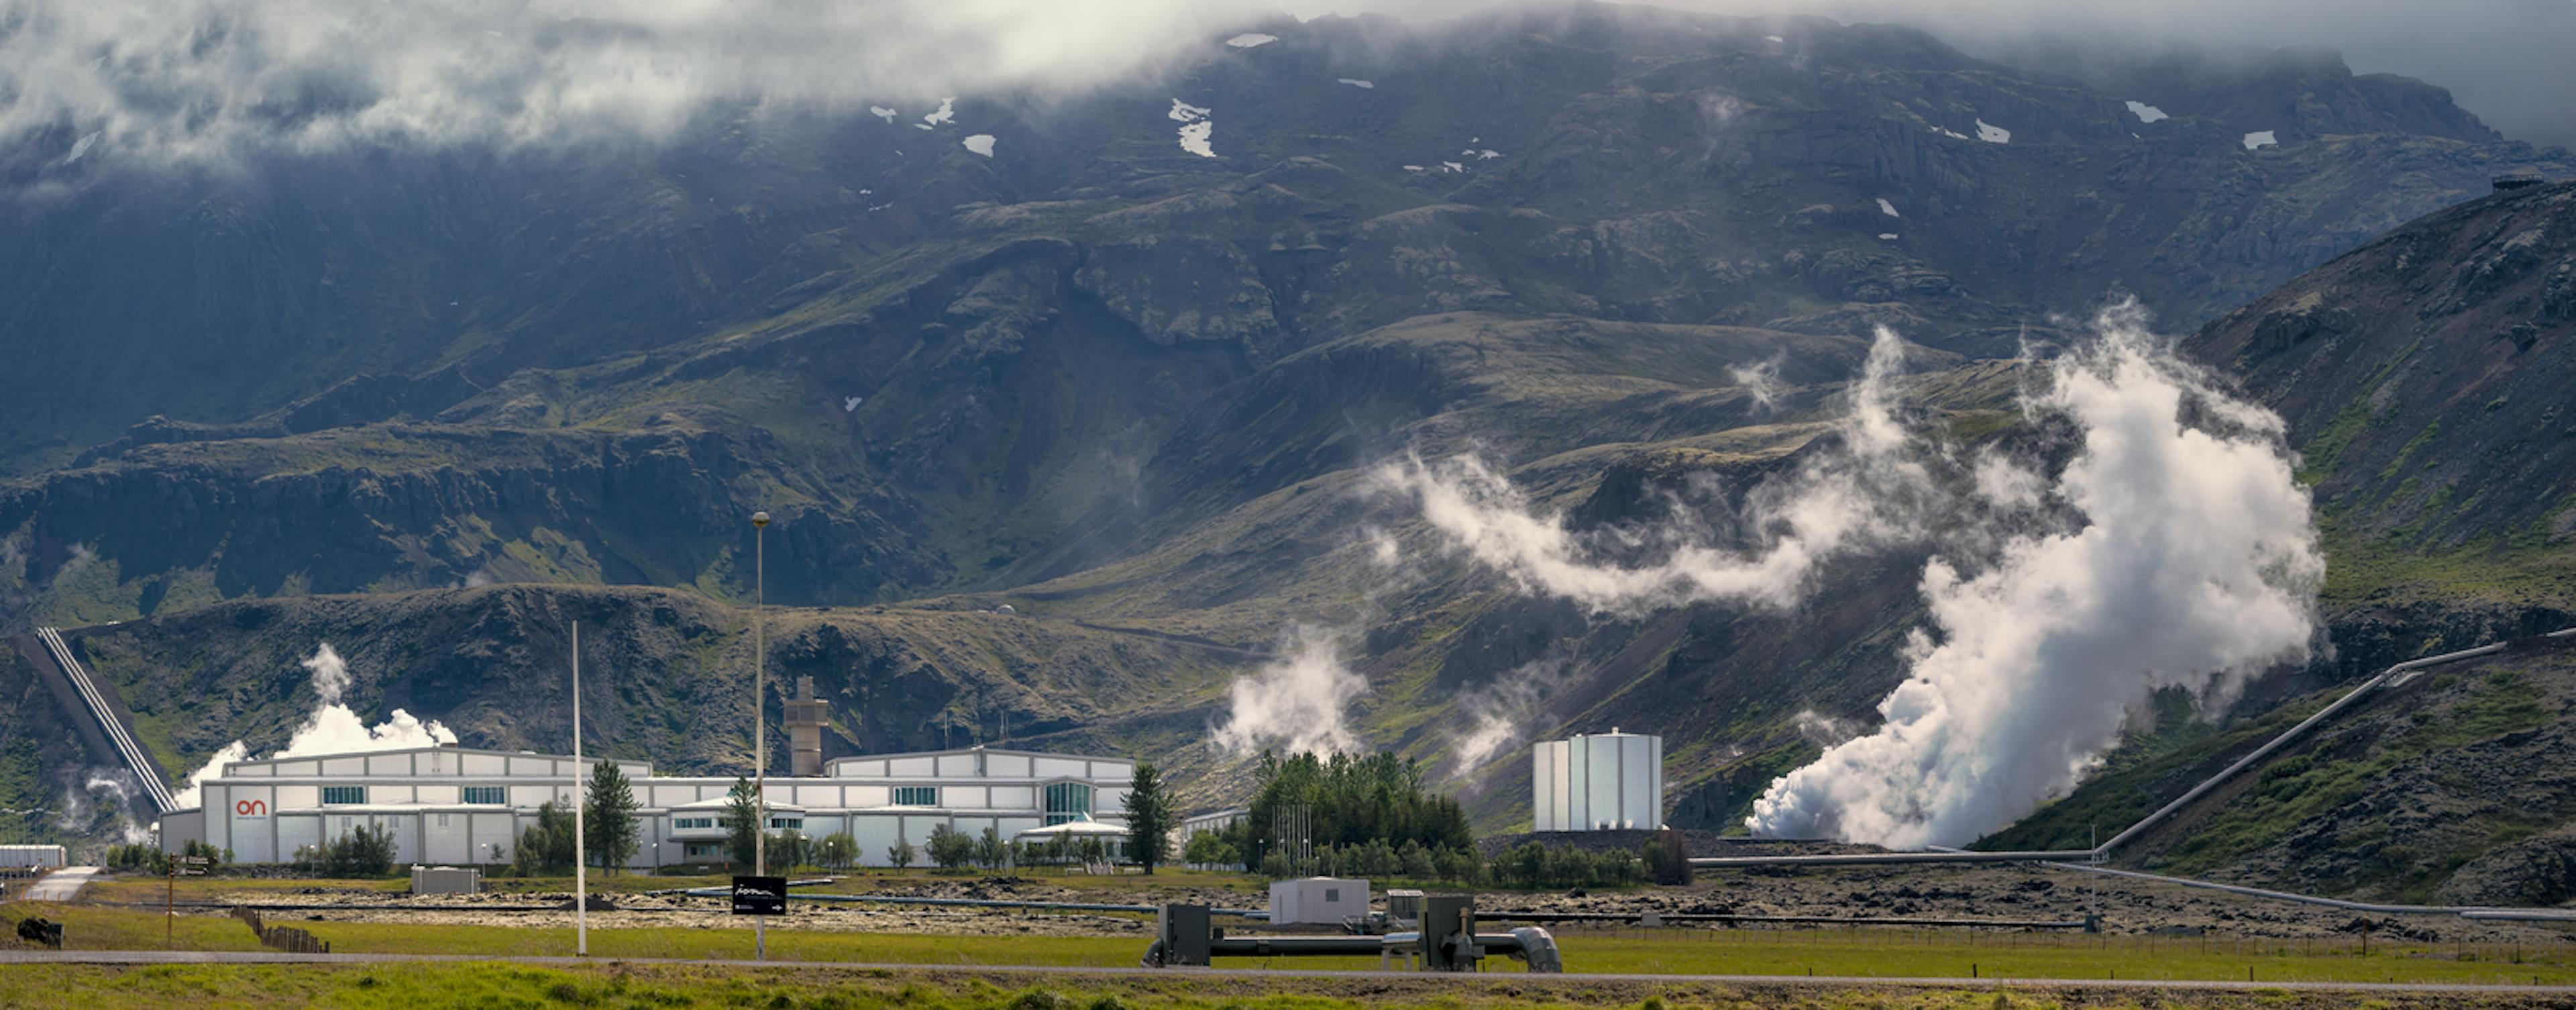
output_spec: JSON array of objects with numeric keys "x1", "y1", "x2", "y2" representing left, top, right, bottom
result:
[
  {"x1": 1690, "y1": 629, "x2": 2569, "y2": 872},
  {"x1": 2095, "y1": 638, "x2": 2510, "y2": 855},
  {"x1": 2039, "y1": 860, "x2": 2576, "y2": 922},
  {"x1": 37, "y1": 627, "x2": 176, "y2": 812},
  {"x1": 671, "y1": 887, "x2": 1270, "y2": 919}
]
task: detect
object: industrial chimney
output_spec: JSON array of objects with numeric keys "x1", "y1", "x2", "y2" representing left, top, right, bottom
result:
[{"x1": 786, "y1": 676, "x2": 829, "y2": 776}]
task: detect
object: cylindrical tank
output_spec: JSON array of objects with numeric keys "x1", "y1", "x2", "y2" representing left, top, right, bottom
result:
[{"x1": 1530, "y1": 729, "x2": 1660, "y2": 831}]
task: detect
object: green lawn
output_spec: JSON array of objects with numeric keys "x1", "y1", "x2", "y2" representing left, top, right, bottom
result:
[
  {"x1": 13, "y1": 961, "x2": 2508, "y2": 1010},
  {"x1": 12, "y1": 901, "x2": 2576, "y2": 987},
  {"x1": 82, "y1": 868, "x2": 1274, "y2": 906}
]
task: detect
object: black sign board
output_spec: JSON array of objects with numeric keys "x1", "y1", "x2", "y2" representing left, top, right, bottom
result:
[{"x1": 730, "y1": 875, "x2": 787, "y2": 916}]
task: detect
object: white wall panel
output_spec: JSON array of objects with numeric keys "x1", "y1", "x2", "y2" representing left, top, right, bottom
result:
[{"x1": 1032, "y1": 758, "x2": 1085, "y2": 778}]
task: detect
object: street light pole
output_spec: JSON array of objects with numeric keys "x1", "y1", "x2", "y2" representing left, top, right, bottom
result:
[
  {"x1": 751, "y1": 509, "x2": 769, "y2": 961},
  {"x1": 572, "y1": 619, "x2": 587, "y2": 957}
]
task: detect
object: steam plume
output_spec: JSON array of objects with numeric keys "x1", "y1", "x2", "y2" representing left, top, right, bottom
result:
[
  {"x1": 1388, "y1": 304, "x2": 2320, "y2": 848},
  {"x1": 1452, "y1": 657, "x2": 1569, "y2": 771},
  {"x1": 1748, "y1": 305, "x2": 2320, "y2": 846},
  {"x1": 1376, "y1": 328, "x2": 1927, "y2": 618},
  {"x1": 1212, "y1": 625, "x2": 1366, "y2": 756},
  {"x1": 1731, "y1": 353, "x2": 1787, "y2": 411},
  {"x1": 172, "y1": 642, "x2": 457, "y2": 809}
]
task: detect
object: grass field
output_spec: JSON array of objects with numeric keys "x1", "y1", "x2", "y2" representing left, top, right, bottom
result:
[
  {"x1": 11, "y1": 900, "x2": 2575, "y2": 987},
  {"x1": 15, "y1": 961, "x2": 2565, "y2": 1010},
  {"x1": 75, "y1": 868, "x2": 1277, "y2": 905}
]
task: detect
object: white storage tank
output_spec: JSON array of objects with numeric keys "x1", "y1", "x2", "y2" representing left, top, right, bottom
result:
[{"x1": 1531, "y1": 729, "x2": 1662, "y2": 831}]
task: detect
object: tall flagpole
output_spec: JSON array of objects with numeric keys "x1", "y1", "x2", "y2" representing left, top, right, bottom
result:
[
  {"x1": 572, "y1": 619, "x2": 587, "y2": 956},
  {"x1": 751, "y1": 510, "x2": 769, "y2": 961}
]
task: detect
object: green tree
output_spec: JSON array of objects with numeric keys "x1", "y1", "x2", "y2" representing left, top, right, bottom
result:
[
  {"x1": 1240, "y1": 750, "x2": 1473, "y2": 870},
  {"x1": 723, "y1": 778, "x2": 763, "y2": 871},
  {"x1": 583, "y1": 760, "x2": 641, "y2": 873},
  {"x1": 976, "y1": 825, "x2": 1006, "y2": 870},
  {"x1": 513, "y1": 801, "x2": 577, "y2": 876},
  {"x1": 926, "y1": 823, "x2": 973, "y2": 871},
  {"x1": 1399, "y1": 840, "x2": 1435, "y2": 880},
  {"x1": 1183, "y1": 830, "x2": 1239, "y2": 870},
  {"x1": 775, "y1": 830, "x2": 811, "y2": 871},
  {"x1": 817, "y1": 832, "x2": 857, "y2": 870},
  {"x1": 1120, "y1": 761, "x2": 1175, "y2": 874},
  {"x1": 888, "y1": 838, "x2": 917, "y2": 870}
]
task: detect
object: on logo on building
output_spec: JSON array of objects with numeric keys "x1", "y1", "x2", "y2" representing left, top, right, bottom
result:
[{"x1": 234, "y1": 799, "x2": 268, "y2": 818}]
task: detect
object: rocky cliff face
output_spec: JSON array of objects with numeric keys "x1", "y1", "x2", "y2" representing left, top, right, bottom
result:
[
  {"x1": 2188, "y1": 179, "x2": 2576, "y2": 611},
  {"x1": 1978, "y1": 181, "x2": 2576, "y2": 900}
]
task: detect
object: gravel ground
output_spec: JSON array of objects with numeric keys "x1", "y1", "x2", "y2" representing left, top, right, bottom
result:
[{"x1": 185, "y1": 862, "x2": 2576, "y2": 945}]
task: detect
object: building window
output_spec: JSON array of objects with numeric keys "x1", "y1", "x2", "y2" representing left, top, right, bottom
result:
[
  {"x1": 462, "y1": 786, "x2": 506, "y2": 805},
  {"x1": 769, "y1": 817, "x2": 803, "y2": 830},
  {"x1": 892, "y1": 786, "x2": 938, "y2": 807},
  {"x1": 1043, "y1": 782, "x2": 1091, "y2": 825},
  {"x1": 674, "y1": 817, "x2": 714, "y2": 830},
  {"x1": 684, "y1": 842, "x2": 725, "y2": 860},
  {"x1": 321, "y1": 786, "x2": 366, "y2": 805}
]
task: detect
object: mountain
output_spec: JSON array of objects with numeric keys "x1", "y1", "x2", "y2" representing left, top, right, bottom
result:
[
  {"x1": 1978, "y1": 179, "x2": 2576, "y2": 900},
  {"x1": 3, "y1": 4, "x2": 2571, "y2": 848}
]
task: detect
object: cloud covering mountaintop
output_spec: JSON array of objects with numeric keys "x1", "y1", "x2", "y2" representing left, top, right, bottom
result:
[{"x1": 5, "y1": 0, "x2": 2567, "y2": 168}]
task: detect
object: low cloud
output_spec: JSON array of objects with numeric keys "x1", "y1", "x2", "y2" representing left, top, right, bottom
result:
[
  {"x1": 0, "y1": 0, "x2": 1265, "y2": 164},
  {"x1": 12, "y1": 1, "x2": 2563, "y2": 170}
]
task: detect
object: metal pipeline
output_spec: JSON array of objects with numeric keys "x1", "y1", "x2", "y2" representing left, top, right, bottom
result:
[
  {"x1": 1690, "y1": 629, "x2": 2571, "y2": 872},
  {"x1": 1480, "y1": 910, "x2": 2092, "y2": 929},
  {"x1": 2041, "y1": 860, "x2": 2576, "y2": 923},
  {"x1": 671, "y1": 887, "x2": 1268, "y2": 919}
]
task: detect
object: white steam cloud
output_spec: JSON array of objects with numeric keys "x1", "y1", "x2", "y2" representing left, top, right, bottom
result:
[
  {"x1": 74, "y1": 772, "x2": 154, "y2": 844},
  {"x1": 0, "y1": 0, "x2": 1262, "y2": 164},
  {"x1": 303, "y1": 642, "x2": 354, "y2": 706},
  {"x1": 1730, "y1": 352, "x2": 1787, "y2": 411},
  {"x1": 1452, "y1": 657, "x2": 1570, "y2": 771},
  {"x1": 1749, "y1": 306, "x2": 2320, "y2": 847},
  {"x1": 1392, "y1": 304, "x2": 2320, "y2": 848},
  {"x1": 1212, "y1": 625, "x2": 1367, "y2": 756},
  {"x1": 171, "y1": 642, "x2": 458, "y2": 809},
  {"x1": 1376, "y1": 329, "x2": 1928, "y2": 618}
]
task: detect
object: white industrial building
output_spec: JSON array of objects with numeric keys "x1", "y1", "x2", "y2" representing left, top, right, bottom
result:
[
  {"x1": 1531, "y1": 729, "x2": 1663, "y2": 831},
  {"x1": 1178, "y1": 807, "x2": 1246, "y2": 842},
  {"x1": 0, "y1": 844, "x2": 67, "y2": 870},
  {"x1": 160, "y1": 742, "x2": 1134, "y2": 869}
]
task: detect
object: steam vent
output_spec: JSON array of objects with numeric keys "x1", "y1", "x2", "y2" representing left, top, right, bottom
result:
[{"x1": 787, "y1": 676, "x2": 830, "y2": 777}]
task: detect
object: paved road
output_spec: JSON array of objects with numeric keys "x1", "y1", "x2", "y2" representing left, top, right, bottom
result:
[
  {"x1": 23, "y1": 867, "x2": 101, "y2": 902},
  {"x1": 1, "y1": 950, "x2": 2570, "y2": 996}
]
